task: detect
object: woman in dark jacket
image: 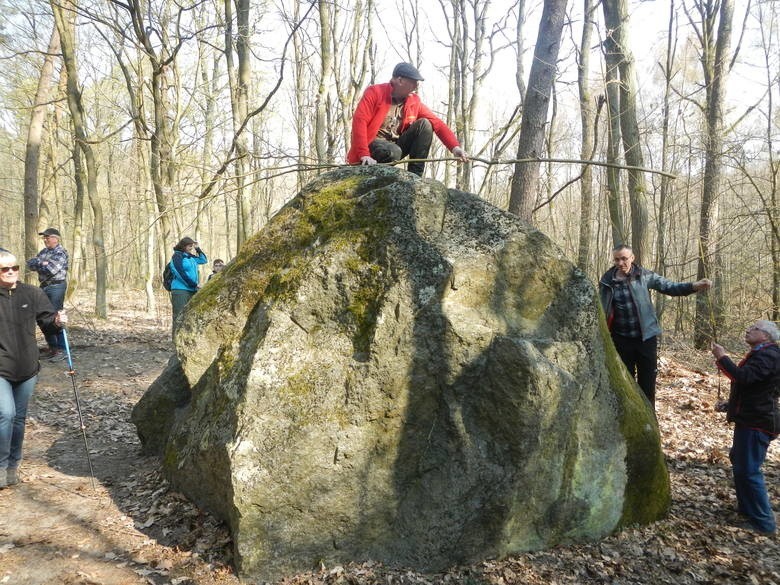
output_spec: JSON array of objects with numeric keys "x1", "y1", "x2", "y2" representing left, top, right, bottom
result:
[
  {"x1": 0, "y1": 250, "x2": 66, "y2": 488},
  {"x1": 712, "y1": 320, "x2": 780, "y2": 535}
]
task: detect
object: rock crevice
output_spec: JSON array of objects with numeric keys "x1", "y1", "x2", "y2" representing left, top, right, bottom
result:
[{"x1": 133, "y1": 166, "x2": 669, "y2": 582}]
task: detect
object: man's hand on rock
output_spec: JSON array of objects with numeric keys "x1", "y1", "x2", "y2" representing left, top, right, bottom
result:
[{"x1": 360, "y1": 156, "x2": 377, "y2": 166}]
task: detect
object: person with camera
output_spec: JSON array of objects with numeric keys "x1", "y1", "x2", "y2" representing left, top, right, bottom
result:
[
  {"x1": 0, "y1": 249, "x2": 67, "y2": 488},
  {"x1": 711, "y1": 320, "x2": 780, "y2": 535},
  {"x1": 168, "y1": 236, "x2": 207, "y2": 337}
]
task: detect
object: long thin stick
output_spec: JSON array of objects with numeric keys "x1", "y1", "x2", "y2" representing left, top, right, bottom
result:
[
  {"x1": 62, "y1": 329, "x2": 96, "y2": 490},
  {"x1": 697, "y1": 239, "x2": 723, "y2": 403}
]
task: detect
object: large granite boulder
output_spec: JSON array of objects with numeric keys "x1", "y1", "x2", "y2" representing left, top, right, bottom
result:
[{"x1": 132, "y1": 166, "x2": 669, "y2": 581}]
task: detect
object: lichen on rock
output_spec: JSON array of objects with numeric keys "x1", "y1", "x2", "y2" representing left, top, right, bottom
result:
[{"x1": 132, "y1": 165, "x2": 669, "y2": 582}]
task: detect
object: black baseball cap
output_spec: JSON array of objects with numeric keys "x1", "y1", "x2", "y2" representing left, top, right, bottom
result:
[
  {"x1": 392, "y1": 62, "x2": 424, "y2": 81},
  {"x1": 39, "y1": 228, "x2": 61, "y2": 238}
]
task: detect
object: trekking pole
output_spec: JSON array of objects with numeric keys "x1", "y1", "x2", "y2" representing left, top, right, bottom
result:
[{"x1": 62, "y1": 328, "x2": 96, "y2": 490}]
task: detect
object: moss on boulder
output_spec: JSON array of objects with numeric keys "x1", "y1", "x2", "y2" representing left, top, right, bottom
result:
[{"x1": 133, "y1": 166, "x2": 669, "y2": 582}]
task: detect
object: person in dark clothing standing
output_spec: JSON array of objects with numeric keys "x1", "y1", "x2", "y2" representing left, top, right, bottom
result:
[
  {"x1": 168, "y1": 237, "x2": 207, "y2": 337},
  {"x1": 599, "y1": 245, "x2": 711, "y2": 406},
  {"x1": 712, "y1": 320, "x2": 780, "y2": 535},
  {"x1": 26, "y1": 228, "x2": 69, "y2": 360},
  {"x1": 0, "y1": 250, "x2": 67, "y2": 488}
]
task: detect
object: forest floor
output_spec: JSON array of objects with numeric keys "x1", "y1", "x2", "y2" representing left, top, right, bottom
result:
[{"x1": 1, "y1": 291, "x2": 779, "y2": 585}]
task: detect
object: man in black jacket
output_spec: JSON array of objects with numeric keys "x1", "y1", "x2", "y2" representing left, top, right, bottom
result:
[{"x1": 712, "y1": 320, "x2": 780, "y2": 535}]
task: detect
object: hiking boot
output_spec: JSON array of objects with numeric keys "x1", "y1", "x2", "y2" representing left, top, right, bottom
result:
[
  {"x1": 6, "y1": 468, "x2": 18, "y2": 485},
  {"x1": 0, "y1": 469, "x2": 6, "y2": 489}
]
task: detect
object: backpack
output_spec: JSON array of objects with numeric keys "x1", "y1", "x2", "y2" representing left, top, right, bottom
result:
[{"x1": 162, "y1": 262, "x2": 175, "y2": 291}]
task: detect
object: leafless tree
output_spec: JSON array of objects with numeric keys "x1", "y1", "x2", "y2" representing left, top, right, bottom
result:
[
  {"x1": 508, "y1": 0, "x2": 568, "y2": 223},
  {"x1": 52, "y1": 0, "x2": 107, "y2": 317},
  {"x1": 685, "y1": 0, "x2": 735, "y2": 347},
  {"x1": 602, "y1": 0, "x2": 650, "y2": 263}
]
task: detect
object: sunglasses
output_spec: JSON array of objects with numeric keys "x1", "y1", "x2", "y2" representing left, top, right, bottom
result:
[{"x1": 0, "y1": 265, "x2": 20, "y2": 273}]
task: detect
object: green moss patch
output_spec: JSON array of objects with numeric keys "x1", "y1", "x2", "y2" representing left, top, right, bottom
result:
[{"x1": 597, "y1": 311, "x2": 670, "y2": 526}]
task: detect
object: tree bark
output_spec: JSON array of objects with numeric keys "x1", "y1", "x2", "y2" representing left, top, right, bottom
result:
[
  {"x1": 23, "y1": 25, "x2": 60, "y2": 281},
  {"x1": 602, "y1": 0, "x2": 650, "y2": 264},
  {"x1": 225, "y1": 0, "x2": 252, "y2": 248},
  {"x1": 693, "y1": 0, "x2": 733, "y2": 348},
  {"x1": 52, "y1": 0, "x2": 107, "y2": 318},
  {"x1": 603, "y1": 42, "x2": 625, "y2": 247},
  {"x1": 507, "y1": 0, "x2": 568, "y2": 223},
  {"x1": 576, "y1": 0, "x2": 595, "y2": 271},
  {"x1": 315, "y1": 0, "x2": 334, "y2": 164},
  {"x1": 655, "y1": 0, "x2": 679, "y2": 325}
]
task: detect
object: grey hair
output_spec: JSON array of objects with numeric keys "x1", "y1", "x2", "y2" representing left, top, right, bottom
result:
[
  {"x1": 0, "y1": 250, "x2": 17, "y2": 265},
  {"x1": 612, "y1": 244, "x2": 633, "y2": 253},
  {"x1": 755, "y1": 320, "x2": 780, "y2": 342}
]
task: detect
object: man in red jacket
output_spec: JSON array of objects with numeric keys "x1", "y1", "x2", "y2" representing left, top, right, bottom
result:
[{"x1": 347, "y1": 63, "x2": 468, "y2": 176}]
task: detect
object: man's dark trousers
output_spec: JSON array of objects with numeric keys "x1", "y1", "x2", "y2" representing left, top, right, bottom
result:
[
  {"x1": 368, "y1": 119, "x2": 433, "y2": 176},
  {"x1": 612, "y1": 333, "x2": 658, "y2": 405}
]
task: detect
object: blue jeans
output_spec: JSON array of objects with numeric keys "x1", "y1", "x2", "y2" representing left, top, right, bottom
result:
[
  {"x1": 730, "y1": 425, "x2": 777, "y2": 533},
  {"x1": 42, "y1": 282, "x2": 67, "y2": 350},
  {"x1": 0, "y1": 376, "x2": 37, "y2": 470}
]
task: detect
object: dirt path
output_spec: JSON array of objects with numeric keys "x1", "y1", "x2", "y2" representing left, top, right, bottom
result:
[
  {"x1": 0, "y1": 299, "x2": 237, "y2": 585},
  {"x1": 1, "y1": 296, "x2": 779, "y2": 584}
]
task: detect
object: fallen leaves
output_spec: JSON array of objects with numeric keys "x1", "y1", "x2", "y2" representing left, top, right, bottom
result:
[{"x1": 5, "y1": 297, "x2": 780, "y2": 584}]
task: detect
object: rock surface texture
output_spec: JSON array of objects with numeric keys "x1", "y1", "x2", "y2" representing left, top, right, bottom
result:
[{"x1": 133, "y1": 166, "x2": 669, "y2": 582}]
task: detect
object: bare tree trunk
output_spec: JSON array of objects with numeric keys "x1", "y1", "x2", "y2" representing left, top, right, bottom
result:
[
  {"x1": 118, "y1": 0, "x2": 182, "y2": 247},
  {"x1": 761, "y1": 3, "x2": 780, "y2": 320},
  {"x1": 603, "y1": 44, "x2": 625, "y2": 246},
  {"x1": 603, "y1": 0, "x2": 650, "y2": 264},
  {"x1": 53, "y1": 0, "x2": 107, "y2": 318},
  {"x1": 315, "y1": 0, "x2": 334, "y2": 164},
  {"x1": 576, "y1": 0, "x2": 595, "y2": 271},
  {"x1": 515, "y1": 0, "x2": 527, "y2": 100},
  {"x1": 23, "y1": 26, "x2": 60, "y2": 279},
  {"x1": 476, "y1": 0, "x2": 526, "y2": 200},
  {"x1": 507, "y1": 0, "x2": 568, "y2": 223},
  {"x1": 692, "y1": 0, "x2": 733, "y2": 348},
  {"x1": 655, "y1": 0, "x2": 679, "y2": 325},
  {"x1": 335, "y1": 0, "x2": 373, "y2": 166},
  {"x1": 225, "y1": 0, "x2": 252, "y2": 247},
  {"x1": 292, "y1": 0, "x2": 310, "y2": 191}
]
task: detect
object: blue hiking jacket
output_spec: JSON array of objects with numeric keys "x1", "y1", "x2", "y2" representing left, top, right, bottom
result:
[{"x1": 170, "y1": 248, "x2": 208, "y2": 292}]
